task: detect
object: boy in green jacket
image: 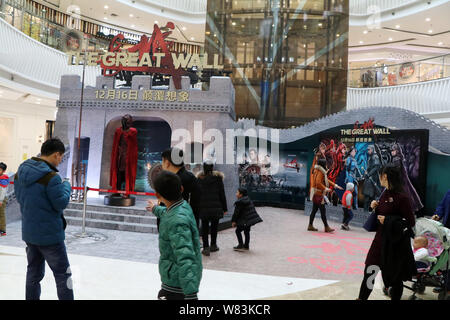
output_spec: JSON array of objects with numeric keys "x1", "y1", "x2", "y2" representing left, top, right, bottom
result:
[{"x1": 146, "y1": 171, "x2": 202, "y2": 300}]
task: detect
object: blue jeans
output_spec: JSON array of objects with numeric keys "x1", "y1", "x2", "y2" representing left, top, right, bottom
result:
[
  {"x1": 342, "y1": 208, "x2": 354, "y2": 225},
  {"x1": 25, "y1": 242, "x2": 74, "y2": 300}
]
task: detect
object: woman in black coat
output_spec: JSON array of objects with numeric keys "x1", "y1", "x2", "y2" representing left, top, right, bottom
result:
[
  {"x1": 358, "y1": 164, "x2": 416, "y2": 300},
  {"x1": 196, "y1": 161, "x2": 227, "y2": 256}
]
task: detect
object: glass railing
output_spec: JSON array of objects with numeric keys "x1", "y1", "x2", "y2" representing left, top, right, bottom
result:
[
  {"x1": 0, "y1": 0, "x2": 202, "y2": 54},
  {"x1": 348, "y1": 54, "x2": 450, "y2": 88}
]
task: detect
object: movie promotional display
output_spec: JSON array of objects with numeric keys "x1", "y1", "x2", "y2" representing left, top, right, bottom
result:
[
  {"x1": 315, "y1": 119, "x2": 428, "y2": 213},
  {"x1": 238, "y1": 145, "x2": 308, "y2": 209}
]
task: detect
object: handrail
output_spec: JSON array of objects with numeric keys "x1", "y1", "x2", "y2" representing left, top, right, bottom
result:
[
  {"x1": 0, "y1": 17, "x2": 99, "y2": 94},
  {"x1": 347, "y1": 77, "x2": 450, "y2": 115},
  {"x1": 348, "y1": 54, "x2": 450, "y2": 88},
  {"x1": 1, "y1": 0, "x2": 202, "y2": 53}
]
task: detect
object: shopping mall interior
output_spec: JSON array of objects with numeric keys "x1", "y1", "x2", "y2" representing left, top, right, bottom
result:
[{"x1": 0, "y1": 0, "x2": 449, "y2": 303}]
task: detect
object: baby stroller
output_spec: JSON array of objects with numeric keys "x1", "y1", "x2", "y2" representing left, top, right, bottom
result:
[{"x1": 405, "y1": 218, "x2": 450, "y2": 300}]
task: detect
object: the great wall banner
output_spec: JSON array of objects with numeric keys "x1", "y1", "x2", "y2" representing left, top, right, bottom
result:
[{"x1": 317, "y1": 120, "x2": 429, "y2": 213}]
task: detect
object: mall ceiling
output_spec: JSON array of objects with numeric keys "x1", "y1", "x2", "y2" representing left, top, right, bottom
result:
[
  {"x1": 37, "y1": 0, "x2": 449, "y2": 59},
  {"x1": 348, "y1": 0, "x2": 450, "y2": 60},
  {"x1": 0, "y1": 85, "x2": 56, "y2": 107}
]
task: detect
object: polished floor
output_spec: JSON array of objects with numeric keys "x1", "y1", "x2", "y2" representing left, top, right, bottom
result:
[{"x1": 0, "y1": 206, "x2": 440, "y2": 300}]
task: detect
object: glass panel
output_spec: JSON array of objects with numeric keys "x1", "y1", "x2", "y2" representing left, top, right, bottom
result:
[{"x1": 445, "y1": 55, "x2": 450, "y2": 78}]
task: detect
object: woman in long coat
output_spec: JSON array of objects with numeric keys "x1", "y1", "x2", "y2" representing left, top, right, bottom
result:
[
  {"x1": 358, "y1": 164, "x2": 416, "y2": 300},
  {"x1": 196, "y1": 161, "x2": 227, "y2": 256}
]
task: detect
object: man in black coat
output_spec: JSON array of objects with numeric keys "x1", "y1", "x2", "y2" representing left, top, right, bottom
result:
[{"x1": 160, "y1": 148, "x2": 200, "y2": 228}]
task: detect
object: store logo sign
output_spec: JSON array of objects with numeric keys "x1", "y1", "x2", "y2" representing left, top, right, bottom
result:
[{"x1": 66, "y1": 22, "x2": 223, "y2": 89}]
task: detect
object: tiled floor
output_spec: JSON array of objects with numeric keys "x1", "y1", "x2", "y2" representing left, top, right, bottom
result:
[{"x1": 0, "y1": 206, "x2": 441, "y2": 300}]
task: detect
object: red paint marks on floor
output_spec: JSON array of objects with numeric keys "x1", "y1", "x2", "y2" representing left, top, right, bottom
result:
[{"x1": 288, "y1": 231, "x2": 373, "y2": 275}]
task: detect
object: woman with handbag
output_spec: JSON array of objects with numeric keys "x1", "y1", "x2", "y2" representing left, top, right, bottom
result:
[
  {"x1": 358, "y1": 164, "x2": 416, "y2": 300},
  {"x1": 308, "y1": 158, "x2": 344, "y2": 232}
]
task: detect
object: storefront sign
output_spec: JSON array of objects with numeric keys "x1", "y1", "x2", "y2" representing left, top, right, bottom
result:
[
  {"x1": 399, "y1": 62, "x2": 415, "y2": 79},
  {"x1": 67, "y1": 22, "x2": 223, "y2": 89},
  {"x1": 95, "y1": 89, "x2": 189, "y2": 102}
]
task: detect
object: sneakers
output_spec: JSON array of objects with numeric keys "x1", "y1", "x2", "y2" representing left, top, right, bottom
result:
[
  {"x1": 233, "y1": 245, "x2": 249, "y2": 252},
  {"x1": 307, "y1": 224, "x2": 318, "y2": 232},
  {"x1": 201, "y1": 247, "x2": 210, "y2": 256},
  {"x1": 341, "y1": 224, "x2": 350, "y2": 231},
  {"x1": 0, "y1": 231, "x2": 6, "y2": 237},
  {"x1": 210, "y1": 244, "x2": 219, "y2": 252}
]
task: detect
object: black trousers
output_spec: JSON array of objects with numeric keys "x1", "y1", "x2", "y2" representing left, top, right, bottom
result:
[
  {"x1": 358, "y1": 265, "x2": 403, "y2": 300},
  {"x1": 236, "y1": 225, "x2": 251, "y2": 247},
  {"x1": 201, "y1": 218, "x2": 219, "y2": 248},
  {"x1": 309, "y1": 203, "x2": 329, "y2": 227},
  {"x1": 117, "y1": 170, "x2": 126, "y2": 191}
]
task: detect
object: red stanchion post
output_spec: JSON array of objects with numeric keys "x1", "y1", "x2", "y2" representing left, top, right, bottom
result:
[{"x1": 81, "y1": 184, "x2": 88, "y2": 236}]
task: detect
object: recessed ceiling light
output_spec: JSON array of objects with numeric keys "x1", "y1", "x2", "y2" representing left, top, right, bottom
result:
[
  {"x1": 336, "y1": 34, "x2": 340, "y2": 37},
  {"x1": 428, "y1": 29, "x2": 433, "y2": 33},
  {"x1": 191, "y1": 37, "x2": 195, "y2": 41},
  {"x1": 426, "y1": 18, "x2": 431, "y2": 21},
  {"x1": 363, "y1": 30, "x2": 368, "y2": 34},
  {"x1": 359, "y1": 41, "x2": 364, "y2": 44},
  {"x1": 232, "y1": 22, "x2": 236, "y2": 26},
  {"x1": 104, "y1": 5, "x2": 108, "y2": 9},
  {"x1": 104, "y1": 17, "x2": 108, "y2": 20},
  {"x1": 131, "y1": 24, "x2": 135, "y2": 28},
  {"x1": 318, "y1": 23, "x2": 322, "y2": 27},
  {"x1": 388, "y1": 37, "x2": 393, "y2": 41},
  {"x1": 182, "y1": 26, "x2": 186, "y2": 31},
  {"x1": 438, "y1": 42, "x2": 443, "y2": 45},
  {"x1": 395, "y1": 25, "x2": 400, "y2": 29}
]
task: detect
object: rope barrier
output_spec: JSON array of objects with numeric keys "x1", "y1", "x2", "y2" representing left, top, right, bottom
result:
[{"x1": 9, "y1": 181, "x2": 156, "y2": 196}]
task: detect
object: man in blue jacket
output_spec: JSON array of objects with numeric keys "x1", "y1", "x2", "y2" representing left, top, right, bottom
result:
[
  {"x1": 14, "y1": 138, "x2": 73, "y2": 300},
  {"x1": 432, "y1": 190, "x2": 450, "y2": 228}
]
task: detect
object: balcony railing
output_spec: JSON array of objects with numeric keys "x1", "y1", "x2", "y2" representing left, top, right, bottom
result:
[
  {"x1": 0, "y1": 16, "x2": 99, "y2": 97},
  {"x1": 348, "y1": 54, "x2": 450, "y2": 88},
  {"x1": 347, "y1": 77, "x2": 450, "y2": 115},
  {"x1": 0, "y1": 0, "x2": 201, "y2": 54}
]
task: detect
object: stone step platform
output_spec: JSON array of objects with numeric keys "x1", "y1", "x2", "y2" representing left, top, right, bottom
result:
[{"x1": 64, "y1": 198, "x2": 158, "y2": 234}]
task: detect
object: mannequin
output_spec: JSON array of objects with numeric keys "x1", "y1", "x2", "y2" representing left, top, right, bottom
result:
[{"x1": 109, "y1": 114, "x2": 138, "y2": 198}]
